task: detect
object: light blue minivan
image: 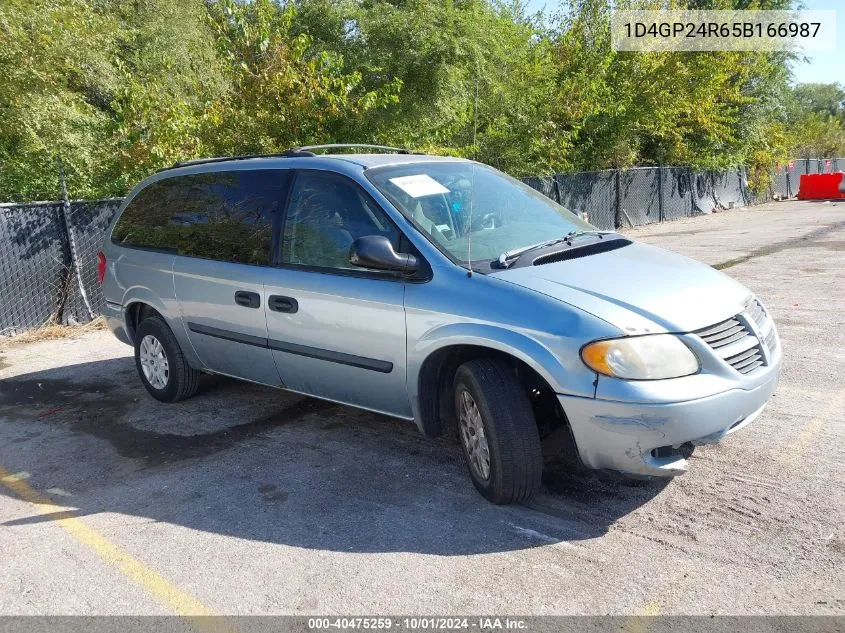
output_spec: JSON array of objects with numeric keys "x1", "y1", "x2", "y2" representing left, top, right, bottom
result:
[{"x1": 100, "y1": 145, "x2": 781, "y2": 504}]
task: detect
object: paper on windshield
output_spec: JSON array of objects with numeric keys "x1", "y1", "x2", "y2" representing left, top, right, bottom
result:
[{"x1": 388, "y1": 174, "x2": 449, "y2": 198}]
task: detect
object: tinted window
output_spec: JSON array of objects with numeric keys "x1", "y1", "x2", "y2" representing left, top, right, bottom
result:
[
  {"x1": 111, "y1": 170, "x2": 288, "y2": 265},
  {"x1": 281, "y1": 171, "x2": 399, "y2": 271}
]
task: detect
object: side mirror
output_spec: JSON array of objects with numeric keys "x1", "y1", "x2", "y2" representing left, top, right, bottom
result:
[{"x1": 349, "y1": 235, "x2": 419, "y2": 273}]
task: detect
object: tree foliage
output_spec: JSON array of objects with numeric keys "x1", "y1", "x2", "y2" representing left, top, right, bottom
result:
[
  {"x1": 0, "y1": 0, "x2": 834, "y2": 201},
  {"x1": 788, "y1": 82, "x2": 845, "y2": 159}
]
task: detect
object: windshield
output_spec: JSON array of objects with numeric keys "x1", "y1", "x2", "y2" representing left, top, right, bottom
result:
[{"x1": 366, "y1": 162, "x2": 595, "y2": 270}]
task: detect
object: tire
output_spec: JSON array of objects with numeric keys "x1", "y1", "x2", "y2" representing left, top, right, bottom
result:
[
  {"x1": 454, "y1": 359, "x2": 542, "y2": 504},
  {"x1": 134, "y1": 316, "x2": 200, "y2": 403}
]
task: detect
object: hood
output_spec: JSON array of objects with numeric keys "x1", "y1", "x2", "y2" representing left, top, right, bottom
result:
[{"x1": 490, "y1": 241, "x2": 751, "y2": 334}]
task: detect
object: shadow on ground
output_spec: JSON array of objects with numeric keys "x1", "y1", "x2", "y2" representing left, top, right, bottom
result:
[{"x1": 0, "y1": 358, "x2": 668, "y2": 555}]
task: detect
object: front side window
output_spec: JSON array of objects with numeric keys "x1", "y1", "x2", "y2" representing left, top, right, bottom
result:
[
  {"x1": 366, "y1": 162, "x2": 595, "y2": 270},
  {"x1": 281, "y1": 170, "x2": 399, "y2": 272},
  {"x1": 111, "y1": 169, "x2": 288, "y2": 265}
]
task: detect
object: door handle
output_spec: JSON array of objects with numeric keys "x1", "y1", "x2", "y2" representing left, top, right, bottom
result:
[
  {"x1": 234, "y1": 290, "x2": 261, "y2": 309},
  {"x1": 268, "y1": 295, "x2": 298, "y2": 313}
]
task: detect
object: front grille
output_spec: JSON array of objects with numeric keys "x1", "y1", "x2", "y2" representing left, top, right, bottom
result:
[
  {"x1": 724, "y1": 345, "x2": 765, "y2": 374},
  {"x1": 694, "y1": 300, "x2": 775, "y2": 375},
  {"x1": 764, "y1": 327, "x2": 776, "y2": 350},
  {"x1": 695, "y1": 318, "x2": 748, "y2": 349},
  {"x1": 749, "y1": 299, "x2": 777, "y2": 353},
  {"x1": 747, "y1": 299, "x2": 767, "y2": 329}
]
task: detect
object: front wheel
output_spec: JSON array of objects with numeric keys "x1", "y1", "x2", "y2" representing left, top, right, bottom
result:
[{"x1": 454, "y1": 359, "x2": 542, "y2": 504}]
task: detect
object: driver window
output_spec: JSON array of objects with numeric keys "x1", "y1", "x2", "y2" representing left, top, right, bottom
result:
[{"x1": 281, "y1": 171, "x2": 400, "y2": 272}]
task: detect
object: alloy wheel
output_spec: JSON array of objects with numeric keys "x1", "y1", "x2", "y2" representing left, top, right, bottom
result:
[
  {"x1": 139, "y1": 334, "x2": 169, "y2": 390},
  {"x1": 458, "y1": 389, "x2": 491, "y2": 481}
]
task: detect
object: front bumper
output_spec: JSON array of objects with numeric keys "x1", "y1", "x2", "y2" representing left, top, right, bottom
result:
[{"x1": 558, "y1": 369, "x2": 779, "y2": 476}]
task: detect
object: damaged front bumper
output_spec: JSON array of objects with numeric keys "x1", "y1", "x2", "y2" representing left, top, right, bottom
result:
[{"x1": 557, "y1": 369, "x2": 779, "y2": 477}]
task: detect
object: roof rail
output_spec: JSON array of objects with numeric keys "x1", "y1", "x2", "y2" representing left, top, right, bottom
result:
[
  {"x1": 158, "y1": 149, "x2": 315, "y2": 172},
  {"x1": 157, "y1": 144, "x2": 416, "y2": 173},
  {"x1": 293, "y1": 144, "x2": 415, "y2": 154}
]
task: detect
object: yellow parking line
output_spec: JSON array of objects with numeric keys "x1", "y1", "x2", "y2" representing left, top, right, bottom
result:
[
  {"x1": 783, "y1": 385, "x2": 845, "y2": 463},
  {"x1": 619, "y1": 597, "x2": 662, "y2": 633},
  {"x1": 0, "y1": 466, "x2": 234, "y2": 633},
  {"x1": 637, "y1": 599, "x2": 661, "y2": 616}
]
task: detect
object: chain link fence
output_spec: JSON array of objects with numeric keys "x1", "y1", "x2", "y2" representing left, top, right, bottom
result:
[
  {"x1": 0, "y1": 199, "x2": 122, "y2": 335},
  {"x1": 63, "y1": 199, "x2": 125, "y2": 320},
  {"x1": 0, "y1": 158, "x2": 838, "y2": 335},
  {"x1": 0, "y1": 202, "x2": 68, "y2": 335}
]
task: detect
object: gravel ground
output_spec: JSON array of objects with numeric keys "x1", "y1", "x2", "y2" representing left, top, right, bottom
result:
[{"x1": 0, "y1": 199, "x2": 843, "y2": 616}]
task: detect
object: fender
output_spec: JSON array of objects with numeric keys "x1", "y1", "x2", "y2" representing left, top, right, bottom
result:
[
  {"x1": 407, "y1": 321, "x2": 597, "y2": 434},
  {"x1": 120, "y1": 286, "x2": 204, "y2": 370}
]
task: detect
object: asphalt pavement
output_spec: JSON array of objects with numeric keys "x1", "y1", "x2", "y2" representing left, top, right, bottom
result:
[{"x1": 0, "y1": 199, "x2": 843, "y2": 616}]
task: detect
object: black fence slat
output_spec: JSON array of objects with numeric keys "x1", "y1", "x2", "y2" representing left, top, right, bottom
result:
[
  {"x1": 63, "y1": 199, "x2": 124, "y2": 321},
  {"x1": 662, "y1": 168, "x2": 694, "y2": 221},
  {"x1": 619, "y1": 168, "x2": 660, "y2": 227},
  {"x1": 0, "y1": 203, "x2": 68, "y2": 335}
]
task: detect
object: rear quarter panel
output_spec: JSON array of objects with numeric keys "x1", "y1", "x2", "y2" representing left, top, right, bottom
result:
[{"x1": 103, "y1": 240, "x2": 202, "y2": 368}]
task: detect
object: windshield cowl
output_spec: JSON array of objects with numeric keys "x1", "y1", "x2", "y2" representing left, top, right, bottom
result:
[{"x1": 496, "y1": 230, "x2": 617, "y2": 269}]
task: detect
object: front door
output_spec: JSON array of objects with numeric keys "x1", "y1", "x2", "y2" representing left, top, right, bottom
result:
[
  {"x1": 170, "y1": 168, "x2": 290, "y2": 385},
  {"x1": 263, "y1": 169, "x2": 411, "y2": 418}
]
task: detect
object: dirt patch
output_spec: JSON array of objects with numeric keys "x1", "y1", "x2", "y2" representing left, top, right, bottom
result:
[{"x1": 0, "y1": 317, "x2": 106, "y2": 349}]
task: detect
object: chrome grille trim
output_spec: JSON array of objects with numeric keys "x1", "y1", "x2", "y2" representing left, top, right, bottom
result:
[
  {"x1": 705, "y1": 324, "x2": 749, "y2": 348},
  {"x1": 696, "y1": 318, "x2": 742, "y2": 340},
  {"x1": 694, "y1": 301, "x2": 775, "y2": 375},
  {"x1": 694, "y1": 317, "x2": 757, "y2": 358},
  {"x1": 764, "y1": 327, "x2": 776, "y2": 350},
  {"x1": 725, "y1": 346, "x2": 765, "y2": 374},
  {"x1": 748, "y1": 300, "x2": 767, "y2": 328}
]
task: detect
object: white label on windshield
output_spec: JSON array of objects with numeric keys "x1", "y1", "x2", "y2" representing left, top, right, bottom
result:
[{"x1": 388, "y1": 174, "x2": 449, "y2": 198}]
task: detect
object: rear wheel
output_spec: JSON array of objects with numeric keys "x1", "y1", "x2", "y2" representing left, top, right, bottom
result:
[
  {"x1": 134, "y1": 316, "x2": 200, "y2": 403},
  {"x1": 454, "y1": 359, "x2": 542, "y2": 504}
]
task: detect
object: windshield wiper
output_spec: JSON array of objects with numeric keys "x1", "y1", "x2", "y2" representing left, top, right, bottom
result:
[{"x1": 496, "y1": 230, "x2": 609, "y2": 268}]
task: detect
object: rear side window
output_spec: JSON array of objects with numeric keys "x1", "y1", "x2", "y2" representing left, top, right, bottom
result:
[{"x1": 111, "y1": 170, "x2": 289, "y2": 265}]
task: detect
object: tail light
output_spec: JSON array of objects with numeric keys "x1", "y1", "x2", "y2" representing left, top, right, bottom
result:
[{"x1": 96, "y1": 251, "x2": 106, "y2": 284}]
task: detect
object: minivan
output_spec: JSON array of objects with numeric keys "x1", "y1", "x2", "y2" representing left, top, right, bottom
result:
[{"x1": 100, "y1": 145, "x2": 781, "y2": 504}]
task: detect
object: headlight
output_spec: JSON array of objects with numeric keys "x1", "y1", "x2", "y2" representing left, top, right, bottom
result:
[{"x1": 581, "y1": 334, "x2": 699, "y2": 380}]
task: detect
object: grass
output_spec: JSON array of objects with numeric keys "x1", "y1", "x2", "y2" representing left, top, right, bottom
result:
[{"x1": 0, "y1": 317, "x2": 106, "y2": 350}]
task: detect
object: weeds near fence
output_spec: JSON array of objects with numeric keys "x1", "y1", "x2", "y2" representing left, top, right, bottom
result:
[{"x1": 0, "y1": 317, "x2": 106, "y2": 349}]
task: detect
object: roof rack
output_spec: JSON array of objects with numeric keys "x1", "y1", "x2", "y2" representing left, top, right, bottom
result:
[
  {"x1": 292, "y1": 144, "x2": 415, "y2": 155},
  {"x1": 159, "y1": 149, "x2": 314, "y2": 172},
  {"x1": 158, "y1": 144, "x2": 417, "y2": 173}
]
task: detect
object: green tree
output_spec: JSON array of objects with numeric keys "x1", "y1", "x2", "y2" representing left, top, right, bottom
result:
[
  {"x1": 201, "y1": 0, "x2": 400, "y2": 157},
  {"x1": 105, "y1": 0, "x2": 230, "y2": 191},
  {"x1": 793, "y1": 83, "x2": 845, "y2": 121},
  {"x1": 292, "y1": 0, "x2": 567, "y2": 175},
  {"x1": 0, "y1": 0, "x2": 119, "y2": 201},
  {"x1": 788, "y1": 83, "x2": 845, "y2": 159},
  {"x1": 0, "y1": 0, "x2": 809, "y2": 201}
]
